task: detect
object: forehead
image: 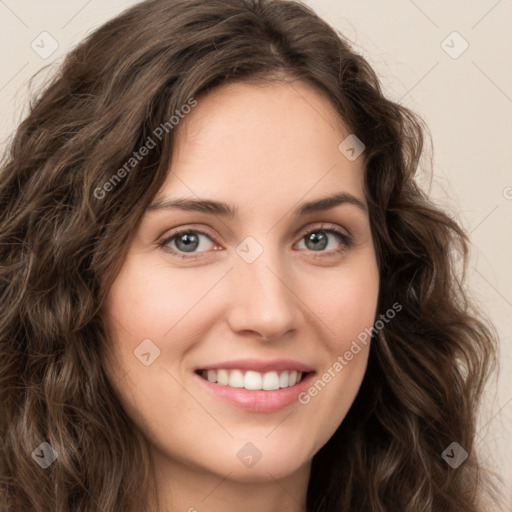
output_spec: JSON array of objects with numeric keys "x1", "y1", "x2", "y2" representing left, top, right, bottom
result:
[{"x1": 156, "y1": 80, "x2": 365, "y2": 216}]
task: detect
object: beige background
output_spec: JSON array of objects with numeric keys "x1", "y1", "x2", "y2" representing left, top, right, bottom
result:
[{"x1": 1, "y1": 0, "x2": 511, "y2": 506}]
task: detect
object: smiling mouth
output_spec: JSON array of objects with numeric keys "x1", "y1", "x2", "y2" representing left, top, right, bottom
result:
[{"x1": 195, "y1": 368, "x2": 310, "y2": 391}]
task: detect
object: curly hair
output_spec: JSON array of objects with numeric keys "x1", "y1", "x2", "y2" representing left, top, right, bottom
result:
[{"x1": 0, "y1": 0, "x2": 502, "y2": 510}]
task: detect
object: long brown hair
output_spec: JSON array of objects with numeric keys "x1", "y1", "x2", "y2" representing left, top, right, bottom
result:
[{"x1": 0, "y1": 0, "x2": 502, "y2": 510}]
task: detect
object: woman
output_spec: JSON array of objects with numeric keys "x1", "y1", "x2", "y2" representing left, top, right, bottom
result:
[{"x1": 0, "y1": 0, "x2": 502, "y2": 510}]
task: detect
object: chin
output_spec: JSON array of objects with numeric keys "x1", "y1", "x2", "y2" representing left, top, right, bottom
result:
[{"x1": 184, "y1": 433, "x2": 316, "y2": 482}]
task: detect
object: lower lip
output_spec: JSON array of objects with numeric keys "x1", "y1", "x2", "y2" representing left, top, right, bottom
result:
[{"x1": 194, "y1": 372, "x2": 315, "y2": 413}]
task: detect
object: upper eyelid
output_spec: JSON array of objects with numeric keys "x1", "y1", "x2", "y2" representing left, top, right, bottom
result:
[
  {"x1": 160, "y1": 225, "x2": 219, "y2": 245},
  {"x1": 159, "y1": 223, "x2": 349, "y2": 249},
  {"x1": 296, "y1": 223, "x2": 349, "y2": 238}
]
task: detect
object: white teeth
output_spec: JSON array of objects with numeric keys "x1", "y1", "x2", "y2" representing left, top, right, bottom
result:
[
  {"x1": 217, "y1": 369, "x2": 229, "y2": 385},
  {"x1": 244, "y1": 370, "x2": 262, "y2": 390},
  {"x1": 262, "y1": 371, "x2": 280, "y2": 390},
  {"x1": 228, "y1": 369, "x2": 245, "y2": 388},
  {"x1": 279, "y1": 370, "x2": 289, "y2": 388},
  {"x1": 199, "y1": 368, "x2": 306, "y2": 390}
]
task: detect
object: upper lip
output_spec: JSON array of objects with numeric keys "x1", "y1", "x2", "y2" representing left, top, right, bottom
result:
[{"x1": 197, "y1": 358, "x2": 315, "y2": 373}]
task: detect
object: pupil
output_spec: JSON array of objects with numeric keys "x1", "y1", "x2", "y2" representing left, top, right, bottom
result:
[
  {"x1": 307, "y1": 231, "x2": 327, "y2": 251},
  {"x1": 176, "y1": 233, "x2": 199, "y2": 252}
]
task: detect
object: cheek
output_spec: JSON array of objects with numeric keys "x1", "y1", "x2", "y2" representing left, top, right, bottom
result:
[
  {"x1": 295, "y1": 256, "x2": 378, "y2": 432},
  {"x1": 310, "y1": 256, "x2": 380, "y2": 352},
  {"x1": 103, "y1": 256, "x2": 217, "y2": 359}
]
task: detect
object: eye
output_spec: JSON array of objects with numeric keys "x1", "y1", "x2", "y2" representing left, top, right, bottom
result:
[
  {"x1": 295, "y1": 224, "x2": 353, "y2": 256},
  {"x1": 158, "y1": 228, "x2": 219, "y2": 259},
  {"x1": 157, "y1": 223, "x2": 353, "y2": 260}
]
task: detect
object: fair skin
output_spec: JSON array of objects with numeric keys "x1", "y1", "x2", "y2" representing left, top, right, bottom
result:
[{"x1": 103, "y1": 79, "x2": 379, "y2": 512}]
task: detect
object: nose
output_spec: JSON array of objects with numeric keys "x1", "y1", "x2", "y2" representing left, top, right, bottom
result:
[{"x1": 225, "y1": 246, "x2": 300, "y2": 342}]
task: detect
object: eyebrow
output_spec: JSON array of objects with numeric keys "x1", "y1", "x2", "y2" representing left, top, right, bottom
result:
[{"x1": 147, "y1": 192, "x2": 367, "y2": 218}]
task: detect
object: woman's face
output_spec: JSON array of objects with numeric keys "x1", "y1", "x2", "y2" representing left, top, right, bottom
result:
[{"x1": 103, "y1": 79, "x2": 379, "y2": 483}]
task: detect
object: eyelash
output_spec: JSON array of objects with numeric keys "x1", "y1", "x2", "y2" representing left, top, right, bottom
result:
[{"x1": 157, "y1": 223, "x2": 353, "y2": 260}]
